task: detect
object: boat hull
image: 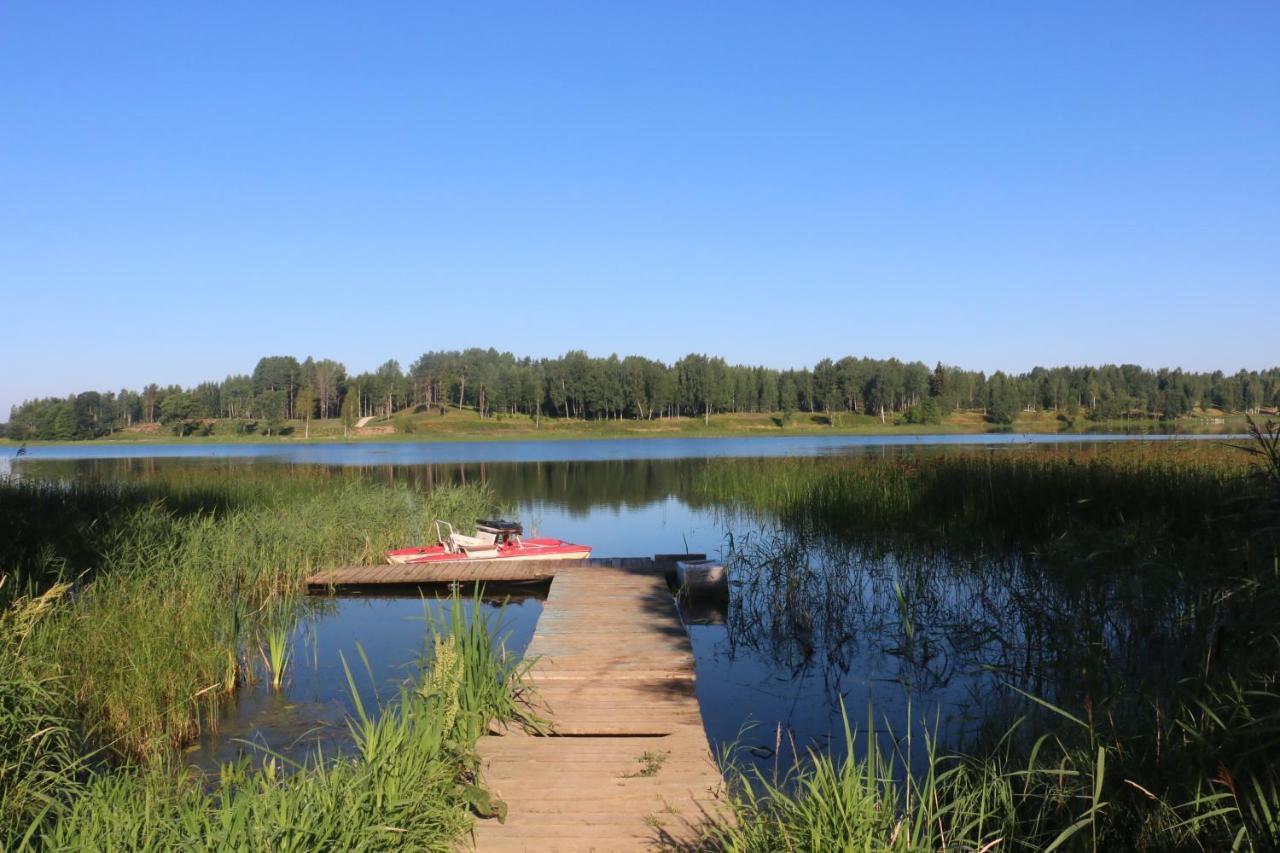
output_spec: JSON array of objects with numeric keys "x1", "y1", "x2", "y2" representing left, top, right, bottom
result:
[
  {"x1": 386, "y1": 538, "x2": 592, "y2": 565},
  {"x1": 676, "y1": 559, "x2": 728, "y2": 592}
]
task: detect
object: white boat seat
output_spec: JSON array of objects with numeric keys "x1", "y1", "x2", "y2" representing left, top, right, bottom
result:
[
  {"x1": 450, "y1": 531, "x2": 497, "y2": 550},
  {"x1": 434, "y1": 520, "x2": 499, "y2": 556},
  {"x1": 457, "y1": 545, "x2": 500, "y2": 559}
]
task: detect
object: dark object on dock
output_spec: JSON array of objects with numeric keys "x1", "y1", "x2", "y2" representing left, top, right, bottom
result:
[{"x1": 476, "y1": 518, "x2": 523, "y2": 540}]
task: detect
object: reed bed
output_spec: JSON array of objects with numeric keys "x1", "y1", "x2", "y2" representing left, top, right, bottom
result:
[
  {"x1": 696, "y1": 441, "x2": 1258, "y2": 551},
  {"x1": 708, "y1": 435, "x2": 1280, "y2": 851},
  {"x1": 16, "y1": 594, "x2": 528, "y2": 851},
  {"x1": 0, "y1": 583, "x2": 84, "y2": 848},
  {"x1": 716, "y1": 687, "x2": 1280, "y2": 851},
  {"x1": 0, "y1": 475, "x2": 497, "y2": 763}
]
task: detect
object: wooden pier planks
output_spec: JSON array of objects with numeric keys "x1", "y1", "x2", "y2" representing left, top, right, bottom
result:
[
  {"x1": 306, "y1": 555, "x2": 703, "y2": 589},
  {"x1": 470, "y1": 562, "x2": 728, "y2": 852},
  {"x1": 305, "y1": 558, "x2": 568, "y2": 587}
]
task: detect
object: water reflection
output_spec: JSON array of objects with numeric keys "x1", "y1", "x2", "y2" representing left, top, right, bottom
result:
[
  {"x1": 9, "y1": 429, "x2": 1235, "y2": 466},
  {"x1": 187, "y1": 589, "x2": 543, "y2": 772},
  {"x1": 700, "y1": 523, "x2": 1214, "y2": 772}
]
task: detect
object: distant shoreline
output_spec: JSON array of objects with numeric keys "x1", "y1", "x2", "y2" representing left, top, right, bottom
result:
[{"x1": 1, "y1": 408, "x2": 1253, "y2": 448}]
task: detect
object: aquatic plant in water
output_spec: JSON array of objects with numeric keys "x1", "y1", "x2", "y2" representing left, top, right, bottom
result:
[
  {"x1": 16, "y1": 593, "x2": 528, "y2": 849},
  {"x1": 710, "y1": 440, "x2": 1280, "y2": 850},
  {"x1": 254, "y1": 593, "x2": 299, "y2": 691}
]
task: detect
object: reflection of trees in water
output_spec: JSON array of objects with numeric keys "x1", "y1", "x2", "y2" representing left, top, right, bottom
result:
[
  {"x1": 19, "y1": 457, "x2": 727, "y2": 516},
  {"x1": 22, "y1": 453, "x2": 975, "y2": 518},
  {"x1": 722, "y1": 526, "x2": 1209, "y2": 734}
]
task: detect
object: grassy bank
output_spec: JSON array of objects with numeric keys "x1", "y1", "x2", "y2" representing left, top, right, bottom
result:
[{"x1": 0, "y1": 406, "x2": 1255, "y2": 446}]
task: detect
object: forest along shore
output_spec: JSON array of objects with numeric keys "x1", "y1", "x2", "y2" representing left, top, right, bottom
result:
[
  {"x1": 5, "y1": 350, "x2": 1277, "y2": 442},
  {"x1": 0, "y1": 404, "x2": 1263, "y2": 446}
]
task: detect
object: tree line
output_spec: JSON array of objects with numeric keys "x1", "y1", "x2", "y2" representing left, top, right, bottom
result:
[{"x1": 6, "y1": 349, "x2": 1279, "y2": 440}]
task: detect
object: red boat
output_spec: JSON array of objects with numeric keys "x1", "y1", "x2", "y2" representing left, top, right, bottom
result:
[{"x1": 386, "y1": 519, "x2": 591, "y2": 565}]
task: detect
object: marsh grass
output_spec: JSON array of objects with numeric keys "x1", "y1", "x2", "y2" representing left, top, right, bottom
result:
[
  {"x1": 0, "y1": 583, "x2": 85, "y2": 850},
  {"x1": 26, "y1": 593, "x2": 527, "y2": 851},
  {"x1": 710, "y1": 440, "x2": 1280, "y2": 850},
  {"x1": 422, "y1": 593, "x2": 547, "y2": 741},
  {"x1": 718, "y1": 688, "x2": 1280, "y2": 851},
  {"x1": 697, "y1": 441, "x2": 1256, "y2": 553},
  {"x1": 0, "y1": 475, "x2": 497, "y2": 762},
  {"x1": 257, "y1": 595, "x2": 295, "y2": 691}
]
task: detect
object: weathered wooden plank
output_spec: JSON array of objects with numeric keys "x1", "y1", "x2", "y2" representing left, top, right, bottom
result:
[
  {"x1": 471, "y1": 562, "x2": 728, "y2": 851},
  {"x1": 305, "y1": 559, "x2": 563, "y2": 586}
]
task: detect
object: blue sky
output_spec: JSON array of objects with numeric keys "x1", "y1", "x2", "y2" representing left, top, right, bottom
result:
[{"x1": 2, "y1": 2, "x2": 1278, "y2": 414}]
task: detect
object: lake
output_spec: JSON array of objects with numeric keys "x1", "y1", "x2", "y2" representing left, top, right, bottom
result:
[{"x1": 9, "y1": 433, "x2": 1232, "y2": 773}]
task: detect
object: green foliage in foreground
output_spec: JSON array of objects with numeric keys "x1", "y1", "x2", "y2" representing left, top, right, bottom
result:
[
  {"x1": 0, "y1": 585, "x2": 84, "y2": 848},
  {"x1": 0, "y1": 473, "x2": 519, "y2": 848},
  {"x1": 4, "y1": 594, "x2": 530, "y2": 851},
  {"x1": 717, "y1": 688, "x2": 1280, "y2": 852},
  {"x1": 1, "y1": 476, "x2": 496, "y2": 761}
]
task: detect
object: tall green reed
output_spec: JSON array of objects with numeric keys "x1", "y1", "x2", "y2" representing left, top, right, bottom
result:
[
  {"x1": 3, "y1": 476, "x2": 497, "y2": 761},
  {"x1": 29, "y1": 594, "x2": 528, "y2": 851},
  {"x1": 711, "y1": 437, "x2": 1280, "y2": 851},
  {"x1": 257, "y1": 594, "x2": 296, "y2": 691},
  {"x1": 0, "y1": 582, "x2": 84, "y2": 851},
  {"x1": 715, "y1": 698, "x2": 1117, "y2": 852},
  {"x1": 697, "y1": 441, "x2": 1255, "y2": 554}
]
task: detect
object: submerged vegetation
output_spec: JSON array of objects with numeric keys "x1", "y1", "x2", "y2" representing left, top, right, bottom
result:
[{"x1": 707, "y1": 432, "x2": 1280, "y2": 850}]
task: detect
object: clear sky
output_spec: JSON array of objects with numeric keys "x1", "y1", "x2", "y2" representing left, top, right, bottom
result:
[{"x1": 2, "y1": 2, "x2": 1278, "y2": 415}]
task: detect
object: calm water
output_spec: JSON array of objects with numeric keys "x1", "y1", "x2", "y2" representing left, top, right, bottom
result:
[
  {"x1": 9, "y1": 434, "x2": 1223, "y2": 771},
  {"x1": 186, "y1": 590, "x2": 544, "y2": 771},
  {"x1": 2, "y1": 429, "x2": 1232, "y2": 469}
]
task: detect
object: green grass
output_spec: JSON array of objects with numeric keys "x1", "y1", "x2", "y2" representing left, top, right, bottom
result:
[
  {"x1": 0, "y1": 470, "x2": 519, "y2": 847},
  {"x1": 1, "y1": 475, "x2": 497, "y2": 762},
  {"x1": 16, "y1": 593, "x2": 531, "y2": 851},
  {"x1": 257, "y1": 595, "x2": 295, "y2": 691},
  {"x1": 698, "y1": 440, "x2": 1259, "y2": 552},
  {"x1": 0, "y1": 584, "x2": 85, "y2": 849},
  {"x1": 716, "y1": 687, "x2": 1280, "y2": 851},
  {"x1": 716, "y1": 699, "x2": 1119, "y2": 852},
  {"x1": 707, "y1": 431, "x2": 1280, "y2": 851}
]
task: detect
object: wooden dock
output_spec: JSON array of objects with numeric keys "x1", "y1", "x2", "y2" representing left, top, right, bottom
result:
[
  {"x1": 469, "y1": 559, "x2": 728, "y2": 851},
  {"x1": 306, "y1": 559, "x2": 561, "y2": 587},
  {"x1": 305, "y1": 553, "x2": 705, "y2": 589}
]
